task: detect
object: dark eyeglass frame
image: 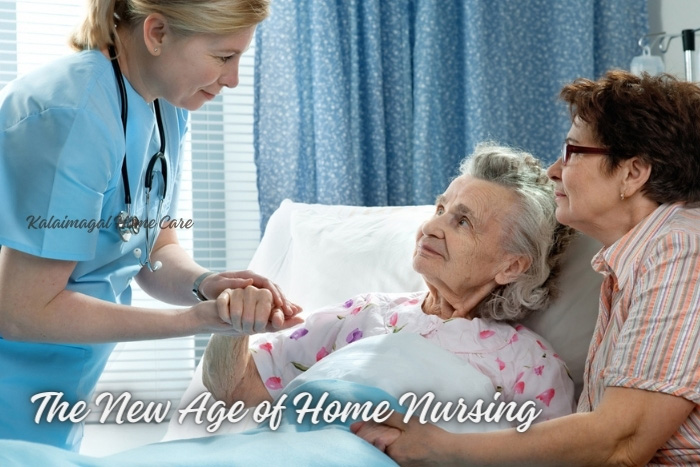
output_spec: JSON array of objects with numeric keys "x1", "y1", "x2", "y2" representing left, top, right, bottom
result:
[{"x1": 561, "y1": 143, "x2": 609, "y2": 166}]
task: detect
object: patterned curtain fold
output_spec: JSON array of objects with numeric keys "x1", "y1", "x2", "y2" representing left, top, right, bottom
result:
[{"x1": 254, "y1": 0, "x2": 648, "y2": 230}]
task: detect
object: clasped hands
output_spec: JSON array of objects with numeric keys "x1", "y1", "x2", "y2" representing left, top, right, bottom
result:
[{"x1": 195, "y1": 270, "x2": 304, "y2": 335}]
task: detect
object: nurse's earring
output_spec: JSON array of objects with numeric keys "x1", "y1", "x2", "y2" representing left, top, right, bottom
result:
[
  {"x1": 620, "y1": 192, "x2": 625, "y2": 201},
  {"x1": 153, "y1": 47, "x2": 159, "y2": 53}
]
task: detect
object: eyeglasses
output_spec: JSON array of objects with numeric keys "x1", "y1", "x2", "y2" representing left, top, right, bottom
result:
[{"x1": 560, "y1": 143, "x2": 609, "y2": 166}]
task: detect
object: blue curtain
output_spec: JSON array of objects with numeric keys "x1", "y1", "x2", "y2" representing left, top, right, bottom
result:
[{"x1": 254, "y1": 0, "x2": 648, "y2": 230}]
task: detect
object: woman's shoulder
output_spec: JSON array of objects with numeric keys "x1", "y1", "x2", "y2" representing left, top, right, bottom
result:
[
  {"x1": 320, "y1": 292, "x2": 426, "y2": 318},
  {"x1": 340, "y1": 291, "x2": 426, "y2": 307},
  {"x1": 663, "y1": 203, "x2": 700, "y2": 236},
  {"x1": 464, "y1": 319, "x2": 560, "y2": 355},
  {"x1": 371, "y1": 291, "x2": 427, "y2": 311},
  {"x1": 637, "y1": 203, "x2": 700, "y2": 263},
  {"x1": 506, "y1": 322, "x2": 560, "y2": 354},
  {"x1": 1, "y1": 50, "x2": 115, "y2": 127},
  {"x1": 634, "y1": 203, "x2": 700, "y2": 242}
]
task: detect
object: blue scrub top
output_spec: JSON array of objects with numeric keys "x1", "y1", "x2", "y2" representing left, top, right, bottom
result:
[{"x1": 0, "y1": 50, "x2": 189, "y2": 451}]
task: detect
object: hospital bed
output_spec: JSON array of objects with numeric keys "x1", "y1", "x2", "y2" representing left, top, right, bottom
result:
[{"x1": 0, "y1": 200, "x2": 602, "y2": 465}]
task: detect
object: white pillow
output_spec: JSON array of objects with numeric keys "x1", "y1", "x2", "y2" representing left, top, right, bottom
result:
[
  {"x1": 523, "y1": 232, "x2": 602, "y2": 397},
  {"x1": 286, "y1": 204, "x2": 432, "y2": 312}
]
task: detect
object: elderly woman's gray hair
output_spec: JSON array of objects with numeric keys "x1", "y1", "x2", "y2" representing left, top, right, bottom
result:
[{"x1": 461, "y1": 143, "x2": 575, "y2": 322}]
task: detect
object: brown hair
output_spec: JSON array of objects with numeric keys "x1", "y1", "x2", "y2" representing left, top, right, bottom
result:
[
  {"x1": 560, "y1": 69, "x2": 700, "y2": 204},
  {"x1": 70, "y1": 0, "x2": 269, "y2": 51}
]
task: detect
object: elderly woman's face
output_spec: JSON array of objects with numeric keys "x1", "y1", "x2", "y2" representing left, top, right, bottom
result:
[
  {"x1": 413, "y1": 175, "x2": 520, "y2": 300},
  {"x1": 547, "y1": 118, "x2": 622, "y2": 238}
]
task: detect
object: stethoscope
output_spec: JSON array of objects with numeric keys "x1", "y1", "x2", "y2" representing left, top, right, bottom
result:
[{"x1": 109, "y1": 46, "x2": 167, "y2": 271}]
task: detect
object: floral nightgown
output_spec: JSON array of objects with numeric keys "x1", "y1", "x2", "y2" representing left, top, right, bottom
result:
[{"x1": 250, "y1": 291, "x2": 576, "y2": 425}]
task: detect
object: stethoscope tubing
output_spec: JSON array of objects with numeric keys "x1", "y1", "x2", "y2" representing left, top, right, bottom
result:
[
  {"x1": 109, "y1": 45, "x2": 168, "y2": 271},
  {"x1": 109, "y1": 45, "x2": 134, "y2": 207},
  {"x1": 109, "y1": 45, "x2": 168, "y2": 208}
]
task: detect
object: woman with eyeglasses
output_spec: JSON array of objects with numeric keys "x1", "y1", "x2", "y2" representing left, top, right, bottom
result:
[
  {"x1": 0, "y1": 0, "x2": 301, "y2": 451},
  {"x1": 353, "y1": 70, "x2": 700, "y2": 465}
]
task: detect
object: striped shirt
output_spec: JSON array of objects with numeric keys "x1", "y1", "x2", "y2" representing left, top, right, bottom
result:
[{"x1": 577, "y1": 203, "x2": 700, "y2": 465}]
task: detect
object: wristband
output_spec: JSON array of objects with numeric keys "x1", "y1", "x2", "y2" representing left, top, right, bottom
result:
[{"x1": 192, "y1": 271, "x2": 216, "y2": 301}]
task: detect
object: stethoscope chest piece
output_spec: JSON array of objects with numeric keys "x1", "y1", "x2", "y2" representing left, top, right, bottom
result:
[{"x1": 116, "y1": 210, "x2": 140, "y2": 242}]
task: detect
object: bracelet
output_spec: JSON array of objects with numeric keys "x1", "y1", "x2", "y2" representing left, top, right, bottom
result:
[{"x1": 192, "y1": 271, "x2": 216, "y2": 301}]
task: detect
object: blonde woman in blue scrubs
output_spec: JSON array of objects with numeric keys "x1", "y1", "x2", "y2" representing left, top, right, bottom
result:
[{"x1": 0, "y1": 0, "x2": 301, "y2": 451}]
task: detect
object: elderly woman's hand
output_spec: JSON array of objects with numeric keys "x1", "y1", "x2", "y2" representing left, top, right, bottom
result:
[
  {"x1": 198, "y1": 270, "x2": 302, "y2": 317},
  {"x1": 195, "y1": 285, "x2": 304, "y2": 336},
  {"x1": 351, "y1": 412, "x2": 456, "y2": 466}
]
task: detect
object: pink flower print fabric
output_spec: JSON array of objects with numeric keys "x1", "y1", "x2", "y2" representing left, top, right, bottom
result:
[
  {"x1": 315, "y1": 347, "x2": 330, "y2": 361},
  {"x1": 249, "y1": 292, "x2": 575, "y2": 426},
  {"x1": 536, "y1": 388, "x2": 556, "y2": 407},
  {"x1": 496, "y1": 357, "x2": 506, "y2": 371},
  {"x1": 514, "y1": 380, "x2": 525, "y2": 395},
  {"x1": 389, "y1": 312, "x2": 398, "y2": 327},
  {"x1": 346, "y1": 328, "x2": 363, "y2": 343},
  {"x1": 289, "y1": 328, "x2": 308, "y2": 340},
  {"x1": 265, "y1": 376, "x2": 283, "y2": 390}
]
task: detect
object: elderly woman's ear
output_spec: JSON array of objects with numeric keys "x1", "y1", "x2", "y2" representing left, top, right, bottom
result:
[
  {"x1": 618, "y1": 156, "x2": 652, "y2": 200},
  {"x1": 494, "y1": 255, "x2": 531, "y2": 285}
]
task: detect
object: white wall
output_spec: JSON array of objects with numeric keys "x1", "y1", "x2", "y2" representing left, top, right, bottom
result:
[{"x1": 647, "y1": 0, "x2": 700, "y2": 80}]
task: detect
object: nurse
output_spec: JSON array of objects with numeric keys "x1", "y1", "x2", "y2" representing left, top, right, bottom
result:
[{"x1": 0, "y1": 0, "x2": 301, "y2": 451}]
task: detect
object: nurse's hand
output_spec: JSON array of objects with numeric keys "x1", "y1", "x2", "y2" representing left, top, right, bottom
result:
[
  {"x1": 197, "y1": 285, "x2": 304, "y2": 336},
  {"x1": 199, "y1": 270, "x2": 302, "y2": 317}
]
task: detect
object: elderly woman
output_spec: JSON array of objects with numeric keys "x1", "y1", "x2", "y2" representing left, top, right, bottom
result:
[
  {"x1": 202, "y1": 143, "x2": 577, "y2": 425},
  {"x1": 354, "y1": 70, "x2": 700, "y2": 465}
]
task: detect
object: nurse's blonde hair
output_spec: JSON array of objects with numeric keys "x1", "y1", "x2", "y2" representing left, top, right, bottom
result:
[{"x1": 69, "y1": 0, "x2": 269, "y2": 51}]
